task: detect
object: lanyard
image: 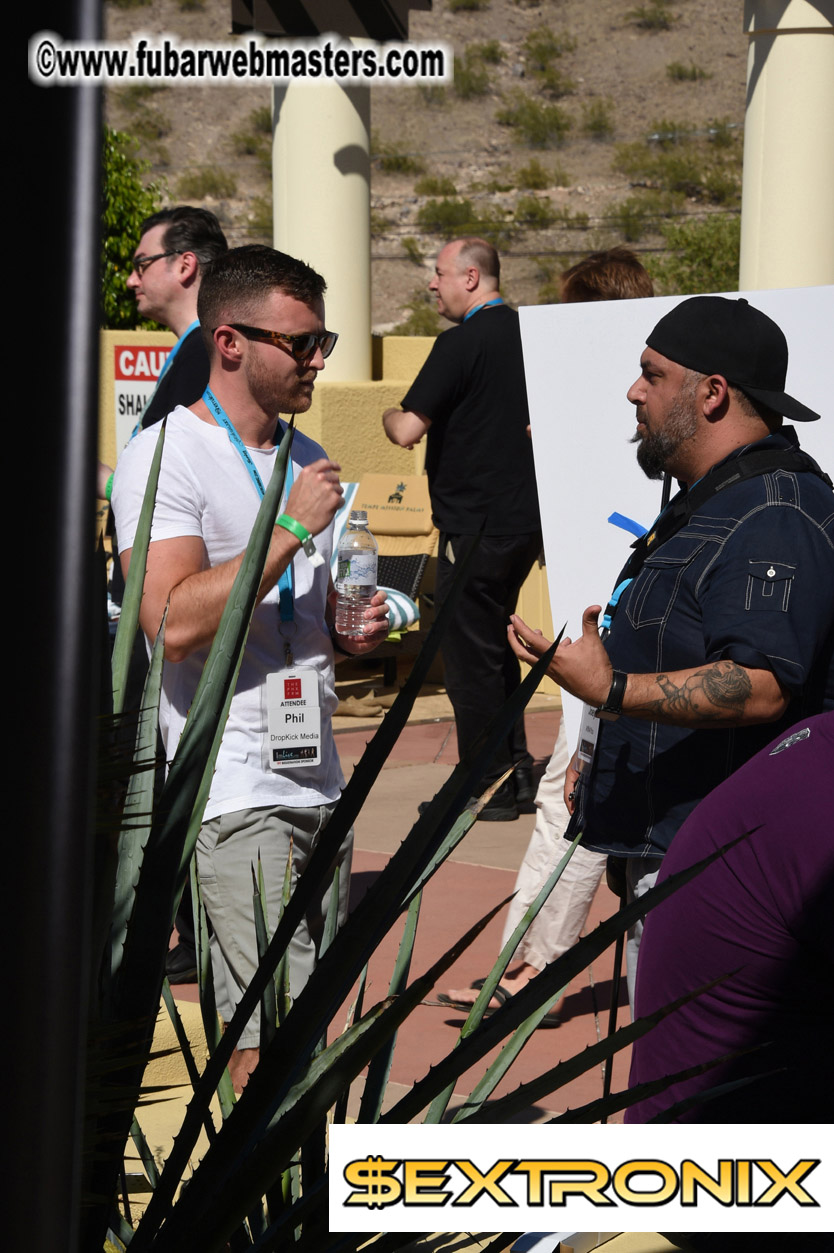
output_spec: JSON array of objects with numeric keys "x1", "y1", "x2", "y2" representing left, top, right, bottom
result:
[
  {"x1": 130, "y1": 320, "x2": 200, "y2": 440},
  {"x1": 463, "y1": 297, "x2": 503, "y2": 321},
  {"x1": 203, "y1": 386, "x2": 296, "y2": 628}
]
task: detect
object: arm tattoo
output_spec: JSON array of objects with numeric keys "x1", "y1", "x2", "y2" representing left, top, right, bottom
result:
[{"x1": 635, "y1": 660, "x2": 753, "y2": 723}]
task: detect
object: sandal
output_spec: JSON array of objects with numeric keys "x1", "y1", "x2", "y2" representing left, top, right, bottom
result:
[{"x1": 437, "y1": 978, "x2": 562, "y2": 1027}]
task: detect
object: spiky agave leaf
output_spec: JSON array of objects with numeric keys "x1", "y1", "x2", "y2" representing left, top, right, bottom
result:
[
  {"x1": 128, "y1": 536, "x2": 490, "y2": 1231},
  {"x1": 457, "y1": 976, "x2": 734, "y2": 1124},
  {"x1": 83, "y1": 422, "x2": 295, "y2": 1248},
  {"x1": 435, "y1": 830, "x2": 587, "y2": 1123},
  {"x1": 191, "y1": 856, "x2": 237, "y2": 1121},
  {"x1": 134, "y1": 636, "x2": 558, "y2": 1248},
  {"x1": 111, "y1": 418, "x2": 166, "y2": 717},
  {"x1": 380, "y1": 839, "x2": 739, "y2": 1126},
  {"x1": 113, "y1": 419, "x2": 294, "y2": 1019},
  {"x1": 357, "y1": 887, "x2": 423, "y2": 1124},
  {"x1": 140, "y1": 900, "x2": 508, "y2": 1253},
  {"x1": 360, "y1": 770, "x2": 528, "y2": 1127},
  {"x1": 109, "y1": 614, "x2": 166, "y2": 986},
  {"x1": 254, "y1": 857, "x2": 279, "y2": 1058}
]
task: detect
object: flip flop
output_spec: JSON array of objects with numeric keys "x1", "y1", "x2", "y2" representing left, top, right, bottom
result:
[
  {"x1": 437, "y1": 978, "x2": 511, "y2": 1015},
  {"x1": 437, "y1": 977, "x2": 562, "y2": 1027}
]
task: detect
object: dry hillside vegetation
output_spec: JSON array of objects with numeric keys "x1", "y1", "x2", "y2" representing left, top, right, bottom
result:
[{"x1": 105, "y1": 0, "x2": 748, "y2": 329}]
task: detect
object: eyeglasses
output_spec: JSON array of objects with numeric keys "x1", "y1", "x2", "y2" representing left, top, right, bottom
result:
[
  {"x1": 130, "y1": 250, "x2": 181, "y2": 277},
  {"x1": 229, "y1": 323, "x2": 339, "y2": 362}
]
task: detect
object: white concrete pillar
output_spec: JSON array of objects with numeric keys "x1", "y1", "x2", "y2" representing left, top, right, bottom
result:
[
  {"x1": 740, "y1": 1, "x2": 834, "y2": 290},
  {"x1": 271, "y1": 80, "x2": 372, "y2": 381}
]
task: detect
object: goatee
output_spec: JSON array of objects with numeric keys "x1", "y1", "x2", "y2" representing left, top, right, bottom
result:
[
  {"x1": 632, "y1": 385, "x2": 699, "y2": 481},
  {"x1": 631, "y1": 429, "x2": 666, "y2": 480}
]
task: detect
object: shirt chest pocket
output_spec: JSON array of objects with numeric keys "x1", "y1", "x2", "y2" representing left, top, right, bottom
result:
[
  {"x1": 745, "y1": 559, "x2": 795, "y2": 611},
  {"x1": 625, "y1": 534, "x2": 708, "y2": 629}
]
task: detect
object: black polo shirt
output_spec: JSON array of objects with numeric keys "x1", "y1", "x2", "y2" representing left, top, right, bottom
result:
[
  {"x1": 141, "y1": 324, "x2": 209, "y2": 429},
  {"x1": 401, "y1": 303, "x2": 540, "y2": 535}
]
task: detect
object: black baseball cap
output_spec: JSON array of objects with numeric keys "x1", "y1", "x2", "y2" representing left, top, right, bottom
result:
[{"x1": 646, "y1": 295, "x2": 820, "y2": 422}]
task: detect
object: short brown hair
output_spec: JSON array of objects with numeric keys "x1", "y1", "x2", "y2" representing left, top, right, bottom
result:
[
  {"x1": 561, "y1": 246, "x2": 653, "y2": 303},
  {"x1": 198, "y1": 245, "x2": 326, "y2": 352}
]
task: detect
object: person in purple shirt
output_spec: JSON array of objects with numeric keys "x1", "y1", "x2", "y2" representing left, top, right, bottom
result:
[{"x1": 626, "y1": 712, "x2": 834, "y2": 1123}]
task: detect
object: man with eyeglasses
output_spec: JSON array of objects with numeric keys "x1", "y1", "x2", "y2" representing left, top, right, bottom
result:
[
  {"x1": 112, "y1": 246, "x2": 389, "y2": 1091},
  {"x1": 126, "y1": 205, "x2": 228, "y2": 430}
]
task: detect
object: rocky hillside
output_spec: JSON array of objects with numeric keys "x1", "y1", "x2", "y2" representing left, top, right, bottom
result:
[{"x1": 105, "y1": 0, "x2": 748, "y2": 330}]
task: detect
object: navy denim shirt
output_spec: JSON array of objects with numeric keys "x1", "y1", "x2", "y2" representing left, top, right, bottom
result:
[{"x1": 573, "y1": 428, "x2": 834, "y2": 858}]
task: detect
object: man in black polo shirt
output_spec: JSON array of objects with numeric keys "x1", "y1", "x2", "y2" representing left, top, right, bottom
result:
[{"x1": 383, "y1": 237, "x2": 541, "y2": 820}]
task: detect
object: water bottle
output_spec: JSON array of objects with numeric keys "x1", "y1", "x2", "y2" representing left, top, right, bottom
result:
[{"x1": 335, "y1": 510, "x2": 378, "y2": 636}]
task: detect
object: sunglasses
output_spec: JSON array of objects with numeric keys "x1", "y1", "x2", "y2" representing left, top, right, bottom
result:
[{"x1": 229, "y1": 323, "x2": 339, "y2": 361}]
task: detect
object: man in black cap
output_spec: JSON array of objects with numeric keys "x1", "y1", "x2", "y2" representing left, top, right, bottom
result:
[{"x1": 509, "y1": 295, "x2": 834, "y2": 997}]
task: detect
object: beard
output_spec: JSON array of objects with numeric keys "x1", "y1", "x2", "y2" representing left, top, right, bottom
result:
[
  {"x1": 244, "y1": 350, "x2": 316, "y2": 418},
  {"x1": 631, "y1": 383, "x2": 699, "y2": 480}
]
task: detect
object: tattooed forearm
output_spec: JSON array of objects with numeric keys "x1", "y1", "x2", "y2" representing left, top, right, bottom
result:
[
  {"x1": 700, "y1": 661, "x2": 754, "y2": 710},
  {"x1": 631, "y1": 660, "x2": 754, "y2": 724}
]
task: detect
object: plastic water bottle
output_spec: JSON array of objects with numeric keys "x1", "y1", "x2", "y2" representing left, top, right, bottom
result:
[{"x1": 335, "y1": 510, "x2": 378, "y2": 636}]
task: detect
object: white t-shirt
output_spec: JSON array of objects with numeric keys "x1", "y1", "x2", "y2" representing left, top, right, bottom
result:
[{"x1": 112, "y1": 405, "x2": 343, "y2": 821}]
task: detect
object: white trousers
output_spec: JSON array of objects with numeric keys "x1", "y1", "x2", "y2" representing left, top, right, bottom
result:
[
  {"x1": 625, "y1": 856, "x2": 663, "y2": 1012},
  {"x1": 500, "y1": 718, "x2": 607, "y2": 971}
]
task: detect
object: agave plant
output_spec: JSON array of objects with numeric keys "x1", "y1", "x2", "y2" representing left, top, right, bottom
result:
[{"x1": 85, "y1": 418, "x2": 724, "y2": 1253}]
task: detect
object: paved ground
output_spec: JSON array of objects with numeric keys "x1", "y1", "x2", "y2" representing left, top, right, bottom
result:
[{"x1": 170, "y1": 690, "x2": 631, "y2": 1124}]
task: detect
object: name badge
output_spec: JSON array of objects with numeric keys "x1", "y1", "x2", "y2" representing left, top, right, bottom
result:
[
  {"x1": 266, "y1": 668, "x2": 321, "y2": 769},
  {"x1": 575, "y1": 703, "x2": 601, "y2": 768}
]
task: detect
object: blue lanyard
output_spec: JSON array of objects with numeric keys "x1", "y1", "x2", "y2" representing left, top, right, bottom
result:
[
  {"x1": 130, "y1": 320, "x2": 200, "y2": 440},
  {"x1": 203, "y1": 386, "x2": 295, "y2": 624},
  {"x1": 601, "y1": 578, "x2": 633, "y2": 633},
  {"x1": 463, "y1": 297, "x2": 503, "y2": 321}
]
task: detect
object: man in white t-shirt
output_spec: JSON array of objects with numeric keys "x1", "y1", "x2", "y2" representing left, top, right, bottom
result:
[{"x1": 113, "y1": 245, "x2": 388, "y2": 1090}]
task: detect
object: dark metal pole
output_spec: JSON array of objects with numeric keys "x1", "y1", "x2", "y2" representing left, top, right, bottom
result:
[{"x1": 19, "y1": 2, "x2": 102, "y2": 1249}]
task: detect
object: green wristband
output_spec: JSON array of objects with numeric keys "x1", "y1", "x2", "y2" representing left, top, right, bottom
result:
[
  {"x1": 275, "y1": 513, "x2": 325, "y2": 568},
  {"x1": 275, "y1": 512, "x2": 310, "y2": 543},
  {"x1": 105, "y1": 472, "x2": 114, "y2": 501}
]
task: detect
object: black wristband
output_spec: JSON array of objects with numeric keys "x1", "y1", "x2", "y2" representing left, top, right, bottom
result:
[
  {"x1": 595, "y1": 669, "x2": 628, "y2": 721},
  {"x1": 330, "y1": 631, "x2": 353, "y2": 658}
]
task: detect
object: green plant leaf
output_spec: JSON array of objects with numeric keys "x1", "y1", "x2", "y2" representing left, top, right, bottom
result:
[
  {"x1": 255, "y1": 857, "x2": 279, "y2": 1057},
  {"x1": 430, "y1": 828, "x2": 584, "y2": 1124},
  {"x1": 381, "y1": 839, "x2": 737, "y2": 1124},
  {"x1": 357, "y1": 887, "x2": 423, "y2": 1123},
  {"x1": 144, "y1": 899, "x2": 508, "y2": 1253},
  {"x1": 86, "y1": 423, "x2": 294, "y2": 1240},
  {"x1": 191, "y1": 857, "x2": 237, "y2": 1120},
  {"x1": 109, "y1": 616, "x2": 166, "y2": 983},
  {"x1": 136, "y1": 634, "x2": 557, "y2": 1248},
  {"x1": 111, "y1": 418, "x2": 166, "y2": 715}
]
